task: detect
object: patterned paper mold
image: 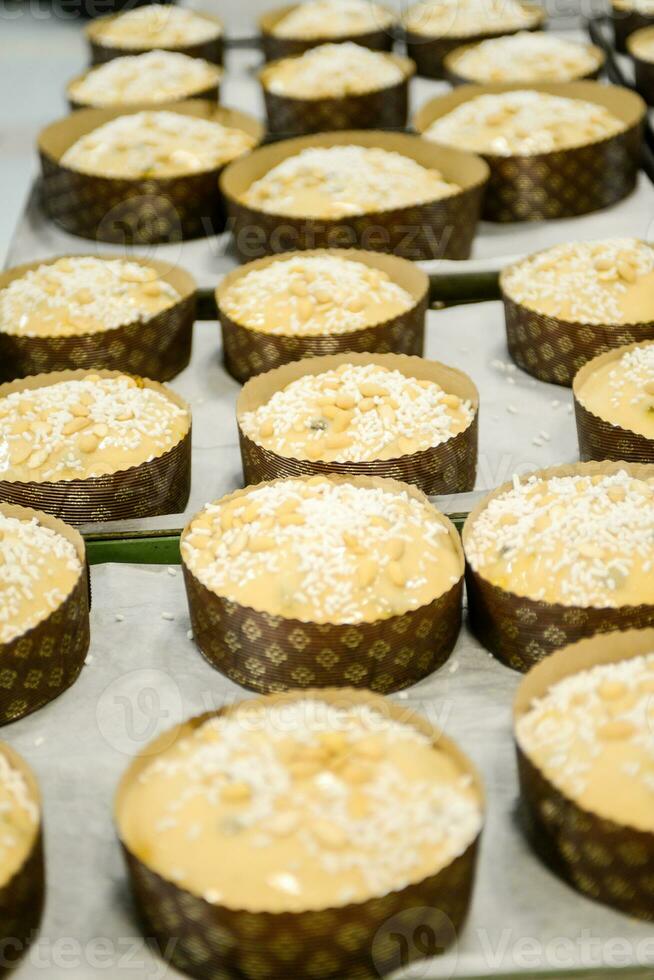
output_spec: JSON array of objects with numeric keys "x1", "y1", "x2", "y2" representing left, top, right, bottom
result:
[
  {"x1": 573, "y1": 341, "x2": 654, "y2": 464},
  {"x1": 38, "y1": 101, "x2": 262, "y2": 245},
  {"x1": 404, "y1": 1, "x2": 545, "y2": 79},
  {"x1": 0, "y1": 503, "x2": 90, "y2": 725},
  {"x1": 628, "y1": 26, "x2": 654, "y2": 105},
  {"x1": 0, "y1": 743, "x2": 44, "y2": 973},
  {"x1": 236, "y1": 351, "x2": 479, "y2": 496},
  {"x1": 259, "y1": 3, "x2": 396, "y2": 62},
  {"x1": 115, "y1": 688, "x2": 483, "y2": 980},
  {"x1": 0, "y1": 255, "x2": 197, "y2": 383},
  {"x1": 462, "y1": 461, "x2": 654, "y2": 673},
  {"x1": 0, "y1": 370, "x2": 191, "y2": 526},
  {"x1": 220, "y1": 130, "x2": 489, "y2": 262},
  {"x1": 414, "y1": 81, "x2": 645, "y2": 223},
  {"x1": 216, "y1": 249, "x2": 428, "y2": 383},
  {"x1": 181, "y1": 474, "x2": 465, "y2": 694},
  {"x1": 260, "y1": 49, "x2": 415, "y2": 136},
  {"x1": 515, "y1": 628, "x2": 654, "y2": 920},
  {"x1": 85, "y1": 10, "x2": 224, "y2": 66}
]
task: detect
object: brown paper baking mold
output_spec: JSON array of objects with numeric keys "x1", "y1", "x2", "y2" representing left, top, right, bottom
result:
[
  {"x1": 514, "y1": 627, "x2": 654, "y2": 921},
  {"x1": 404, "y1": 3, "x2": 545, "y2": 79},
  {"x1": 216, "y1": 248, "x2": 428, "y2": 383},
  {"x1": 500, "y1": 250, "x2": 654, "y2": 386},
  {"x1": 0, "y1": 369, "x2": 191, "y2": 526},
  {"x1": 413, "y1": 81, "x2": 646, "y2": 222},
  {"x1": 0, "y1": 255, "x2": 197, "y2": 383},
  {"x1": 628, "y1": 26, "x2": 654, "y2": 105},
  {"x1": 259, "y1": 4, "x2": 396, "y2": 61},
  {"x1": 443, "y1": 38, "x2": 605, "y2": 85},
  {"x1": 612, "y1": 2, "x2": 654, "y2": 51},
  {"x1": 0, "y1": 743, "x2": 44, "y2": 973},
  {"x1": 115, "y1": 688, "x2": 483, "y2": 980},
  {"x1": 181, "y1": 474, "x2": 464, "y2": 694},
  {"x1": 573, "y1": 340, "x2": 654, "y2": 463},
  {"x1": 236, "y1": 351, "x2": 478, "y2": 496},
  {"x1": 85, "y1": 13, "x2": 225, "y2": 66},
  {"x1": 0, "y1": 503, "x2": 90, "y2": 726},
  {"x1": 67, "y1": 67, "x2": 223, "y2": 112},
  {"x1": 221, "y1": 130, "x2": 489, "y2": 262},
  {"x1": 38, "y1": 101, "x2": 262, "y2": 244},
  {"x1": 462, "y1": 460, "x2": 654, "y2": 673},
  {"x1": 260, "y1": 52, "x2": 414, "y2": 136}
]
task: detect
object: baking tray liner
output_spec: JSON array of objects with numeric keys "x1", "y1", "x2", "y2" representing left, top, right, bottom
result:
[
  {"x1": 67, "y1": 74, "x2": 222, "y2": 113},
  {"x1": 413, "y1": 81, "x2": 646, "y2": 222},
  {"x1": 443, "y1": 39, "x2": 605, "y2": 85},
  {"x1": 260, "y1": 52, "x2": 414, "y2": 136},
  {"x1": 628, "y1": 26, "x2": 654, "y2": 104},
  {"x1": 115, "y1": 687, "x2": 483, "y2": 980},
  {"x1": 0, "y1": 503, "x2": 90, "y2": 726},
  {"x1": 85, "y1": 13, "x2": 225, "y2": 66},
  {"x1": 611, "y1": 3, "x2": 654, "y2": 52},
  {"x1": 500, "y1": 268, "x2": 654, "y2": 387},
  {"x1": 38, "y1": 100, "x2": 263, "y2": 245},
  {"x1": 259, "y1": 4, "x2": 395, "y2": 62},
  {"x1": 404, "y1": 4, "x2": 545, "y2": 80},
  {"x1": 515, "y1": 627, "x2": 654, "y2": 922},
  {"x1": 220, "y1": 129, "x2": 489, "y2": 262},
  {"x1": 573, "y1": 340, "x2": 654, "y2": 463},
  {"x1": 0, "y1": 254, "x2": 197, "y2": 383},
  {"x1": 236, "y1": 350, "x2": 479, "y2": 496},
  {"x1": 462, "y1": 460, "x2": 654, "y2": 673},
  {"x1": 0, "y1": 369, "x2": 192, "y2": 526},
  {"x1": 0, "y1": 743, "x2": 44, "y2": 974},
  {"x1": 181, "y1": 474, "x2": 464, "y2": 694},
  {"x1": 216, "y1": 247, "x2": 428, "y2": 383}
]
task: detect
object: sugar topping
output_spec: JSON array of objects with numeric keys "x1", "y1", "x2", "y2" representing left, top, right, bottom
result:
[
  {"x1": 240, "y1": 363, "x2": 474, "y2": 463},
  {"x1": 502, "y1": 239, "x2": 654, "y2": 324},
  {"x1": 263, "y1": 42, "x2": 404, "y2": 98},
  {"x1": 0, "y1": 257, "x2": 180, "y2": 338},
  {"x1": 0, "y1": 512, "x2": 82, "y2": 644},
  {"x1": 449, "y1": 32, "x2": 602, "y2": 82},
  {"x1": 61, "y1": 111, "x2": 256, "y2": 179},
  {"x1": 0, "y1": 374, "x2": 189, "y2": 483},
  {"x1": 405, "y1": 0, "x2": 541, "y2": 37},
  {"x1": 517, "y1": 654, "x2": 654, "y2": 831},
  {"x1": 70, "y1": 50, "x2": 221, "y2": 108},
  {"x1": 182, "y1": 477, "x2": 462, "y2": 623},
  {"x1": 119, "y1": 696, "x2": 481, "y2": 910},
  {"x1": 240, "y1": 145, "x2": 459, "y2": 218},
  {"x1": 424, "y1": 91, "x2": 624, "y2": 156},
  {"x1": 0, "y1": 751, "x2": 38, "y2": 888},
  {"x1": 93, "y1": 5, "x2": 221, "y2": 48},
  {"x1": 465, "y1": 469, "x2": 654, "y2": 607},
  {"x1": 577, "y1": 343, "x2": 654, "y2": 439},
  {"x1": 219, "y1": 255, "x2": 413, "y2": 336},
  {"x1": 272, "y1": 0, "x2": 395, "y2": 39}
]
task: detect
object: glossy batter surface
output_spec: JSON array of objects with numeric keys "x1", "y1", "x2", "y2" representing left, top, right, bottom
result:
[
  {"x1": 577, "y1": 343, "x2": 654, "y2": 438},
  {"x1": 449, "y1": 32, "x2": 602, "y2": 82},
  {"x1": 272, "y1": 0, "x2": 395, "y2": 39},
  {"x1": 93, "y1": 5, "x2": 221, "y2": 49},
  {"x1": 263, "y1": 42, "x2": 404, "y2": 98},
  {"x1": 0, "y1": 753, "x2": 38, "y2": 889},
  {"x1": 70, "y1": 51, "x2": 222, "y2": 108}
]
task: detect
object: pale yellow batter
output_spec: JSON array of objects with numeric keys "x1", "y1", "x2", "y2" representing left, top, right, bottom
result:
[
  {"x1": 424, "y1": 91, "x2": 625, "y2": 156},
  {"x1": 61, "y1": 111, "x2": 256, "y2": 180},
  {"x1": 630, "y1": 27, "x2": 654, "y2": 58},
  {"x1": 517, "y1": 653, "x2": 654, "y2": 831},
  {"x1": 182, "y1": 477, "x2": 463, "y2": 623},
  {"x1": 271, "y1": 0, "x2": 395, "y2": 39},
  {"x1": 502, "y1": 240, "x2": 654, "y2": 325},
  {"x1": 614, "y1": 0, "x2": 654, "y2": 15},
  {"x1": 0, "y1": 257, "x2": 180, "y2": 338},
  {"x1": 0, "y1": 375, "x2": 190, "y2": 483},
  {"x1": 118, "y1": 696, "x2": 482, "y2": 911},
  {"x1": 405, "y1": 0, "x2": 541, "y2": 37},
  {"x1": 465, "y1": 469, "x2": 654, "y2": 607},
  {"x1": 69, "y1": 51, "x2": 222, "y2": 109},
  {"x1": 240, "y1": 146, "x2": 459, "y2": 218},
  {"x1": 0, "y1": 511, "x2": 81, "y2": 644},
  {"x1": 92, "y1": 5, "x2": 222, "y2": 50},
  {"x1": 240, "y1": 363, "x2": 474, "y2": 462},
  {"x1": 262, "y1": 43, "x2": 404, "y2": 98},
  {"x1": 219, "y1": 255, "x2": 414, "y2": 336},
  {"x1": 448, "y1": 32, "x2": 602, "y2": 83},
  {"x1": 577, "y1": 343, "x2": 654, "y2": 439},
  {"x1": 0, "y1": 751, "x2": 39, "y2": 889}
]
